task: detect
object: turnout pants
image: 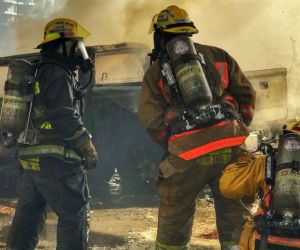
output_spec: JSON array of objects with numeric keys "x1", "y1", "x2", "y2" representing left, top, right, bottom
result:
[
  {"x1": 155, "y1": 148, "x2": 248, "y2": 250},
  {"x1": 6, "y1": 157, "x2": 90, "y2": 250}
]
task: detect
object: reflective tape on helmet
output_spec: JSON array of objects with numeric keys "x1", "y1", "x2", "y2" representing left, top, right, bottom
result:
[
  {"x1": 18, "y1": 144, "x2": 82, "y2": 163},
  {"x1": 178, "y1": 136, "x2": 247, "y2": 160}
]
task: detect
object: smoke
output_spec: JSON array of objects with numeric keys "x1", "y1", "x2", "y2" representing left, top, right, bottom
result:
[{"x1": 1, "y1": 0, "x2": 300, "y2": 119}]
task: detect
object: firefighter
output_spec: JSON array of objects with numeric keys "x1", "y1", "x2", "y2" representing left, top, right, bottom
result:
[
  {"x1": 220, "y1": 122, "x2": 300, "y2": 250},
  {"x1": 6, "y1": 18, "x2": 97, "y2": 250},
  {"x1": 138, "y1": 5, "x2": 256, "y2": 250}
]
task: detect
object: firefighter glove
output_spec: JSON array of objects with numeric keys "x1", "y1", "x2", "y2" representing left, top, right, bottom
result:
[{"x1": 78, "y1": 139, "x2": 98, "y2": 170}]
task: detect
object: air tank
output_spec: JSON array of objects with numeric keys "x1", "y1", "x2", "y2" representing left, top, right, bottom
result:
[
  {"x1": 0, "y1": 59, "x2": 35, "y2": 134},
  {"x1": 166, "y1": 35, "x2": 212, "y2": 110},
  {"x1": 273, "y1": 132, "x2": 300, "y2": 217}
]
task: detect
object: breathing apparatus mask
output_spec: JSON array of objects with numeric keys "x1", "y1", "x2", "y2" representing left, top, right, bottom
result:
[
  {"x1": 56, "y1": 38, "x2": 93, "y2": 73},
  {"x1": 75, "y1": 40, "x2": 94, "y2": 73}
]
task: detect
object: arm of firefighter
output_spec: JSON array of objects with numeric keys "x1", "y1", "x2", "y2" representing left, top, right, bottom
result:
[
  {"x1": 40, "y1": 65, "x2": 84, "y2": 138},
  {"x1": 226, "y1": 54, "x2": 256, "y2": 127},
  {"x1": 64, "y1": 127, "x2": 98, "y2": 169},
  {"x1": 219, "y1": 152, "x2": 266, "y2": 201},
  {"x1": 138, "y1": 69, "x2": 169, "y2": 147}
]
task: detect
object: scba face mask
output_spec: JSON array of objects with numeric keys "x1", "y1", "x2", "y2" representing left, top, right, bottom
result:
[{"x1": 75, "y1": 40, "x2": 94, "y2": 73}]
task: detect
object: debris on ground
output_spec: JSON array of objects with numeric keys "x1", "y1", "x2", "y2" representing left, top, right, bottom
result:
[
  {"x1": 198, "y1": 229, "x2": 219, "y2": 240},
  {"x1": 0, "y1": 206, "x2": 15, "y2": 216}
]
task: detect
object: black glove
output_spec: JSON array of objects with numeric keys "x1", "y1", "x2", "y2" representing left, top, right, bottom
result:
[
  {"x1": 80, "y1": 58, "x2": 94, "y2": 73},
  {"x1": 78, "y1": 139, "x2": 98, "y2": 170}
]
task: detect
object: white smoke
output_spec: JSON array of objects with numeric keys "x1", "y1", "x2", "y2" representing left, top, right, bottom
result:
[
  {"x1": 28, "y1": 0, "x2": 68, "y2": 18},
  {"x1": 0, "y1": 0, "x2": 299, "y2": 119}
]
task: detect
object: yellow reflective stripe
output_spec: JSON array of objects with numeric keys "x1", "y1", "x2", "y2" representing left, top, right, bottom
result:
[
  {"x1": 196, "y1": 148, "x2": 232, "y2": 166},
  {"x1": 34, "y1": 81, "x2": 40, "y2": 95},
  {"x1": 44, "y1": 32, "x2": 61, "y2": 42},
  {"x1": 155, "y1": 242, "x2": 188, "y2": 250},
  {"x1": 18, "y1": 144, "x2": 82, "y2": 162},
  {"x1": 40, "y1": 121, "x2": 52, "y2": 129},
  {"x1": 20, "y1": 158, "x2": 40, "y2": 171}
]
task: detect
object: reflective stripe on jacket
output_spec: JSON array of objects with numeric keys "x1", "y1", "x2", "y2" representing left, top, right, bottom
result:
[
  {"x1": 167, "y1": 120, "x2": 248, "y2": 160},
  {"x1": 18, "y1": 144, "x2": 82, "y2": 163},
  {"x1": 17, "y1": 57, "x2": 85, "y2": 163}
]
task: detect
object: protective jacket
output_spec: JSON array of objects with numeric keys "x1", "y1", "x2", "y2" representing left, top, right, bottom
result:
[
  {"x1": 18, "y1": 52, "x2": 88, "y2": 166},
  {"x1": 139, "y1": 43, "x2": 256, "y2": 162}
]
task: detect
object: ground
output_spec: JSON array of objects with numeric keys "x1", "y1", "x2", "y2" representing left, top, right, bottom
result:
[{"x1": 0, "y1": 198, "x2": 220, "y2": 250}]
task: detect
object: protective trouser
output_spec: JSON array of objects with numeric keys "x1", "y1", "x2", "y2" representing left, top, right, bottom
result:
[
  {"x1": 6, "y1": 157, "x2": 90, "y2": 250},
  {"x1": 155, "y1": 147, "x2": 247, "y2": 250}
]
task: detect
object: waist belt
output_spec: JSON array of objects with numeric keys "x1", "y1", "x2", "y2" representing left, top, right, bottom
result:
[
  {"x1": 18, "y1": 144, "x2": 82, "y2": 164},
  {"x1": 183, "y1": 104, "x2": 241, "y2": 130}
]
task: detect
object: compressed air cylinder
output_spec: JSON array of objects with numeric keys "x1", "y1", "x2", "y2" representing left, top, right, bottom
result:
[
  {"x1": 273, "y1": 133, "x2": 300, "y2": 217},
  {"x1": 166, "y1": 35, "x2": 212, "y2": 110},
  {"x1": 0, "y1": 59, "x2": 35, "y2": 134}
]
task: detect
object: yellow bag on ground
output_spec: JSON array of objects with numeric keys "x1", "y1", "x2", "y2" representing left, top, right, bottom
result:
[{"x1": 219, "y1": 151, "x2": 266, "y2": 201}]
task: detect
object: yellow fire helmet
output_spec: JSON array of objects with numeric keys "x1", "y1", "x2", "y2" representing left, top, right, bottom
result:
[
  {"x1": 148, "y1": 5, "x2": 198, "y2": 35},
  {"x1": 285, "y1": 121, "x2": 300, "y2": 135},
  {"x1": 37, "y1": 18, "x2": 90, "y2": 48}
]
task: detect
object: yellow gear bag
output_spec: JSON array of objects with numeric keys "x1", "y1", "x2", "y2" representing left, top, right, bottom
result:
[{"x1": 219, "y1": 151, "x2": 266, "y2": 201}]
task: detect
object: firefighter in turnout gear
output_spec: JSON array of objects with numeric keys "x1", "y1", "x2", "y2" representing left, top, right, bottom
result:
[
  {"x1": 220, "y1": 121, "x2": 300, "y2": 250},
  {"x1": 6, "y1": 18, "x2": 98, "y2": 250},
  {"x1": 138, "y1": 5, "x2": 256, "y2": 250}
]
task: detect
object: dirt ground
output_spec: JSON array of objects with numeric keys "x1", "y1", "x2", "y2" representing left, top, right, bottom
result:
[{"x1": 0, "y1": 197, "x2": 220, "y2": 250}]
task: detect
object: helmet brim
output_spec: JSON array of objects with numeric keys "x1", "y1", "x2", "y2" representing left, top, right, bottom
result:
[{"x1": 160, "y1": 26, "x2": 198, "y2": 35}]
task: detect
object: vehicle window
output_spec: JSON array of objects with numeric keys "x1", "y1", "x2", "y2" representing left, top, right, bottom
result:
[
  {"x1": 95, "y1": 53, "x2": 144, "y2": 84},
  {"x1": 0, "y1": 67, "x2": 8, "y2": 97}
]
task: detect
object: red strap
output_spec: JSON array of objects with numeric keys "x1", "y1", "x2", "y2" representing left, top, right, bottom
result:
[
  {"x1": 239, "y1": 104, "x2": 255, "y2": 117},
  {"x1": 254, "y1": 191, "x2": 270, "y2": 217},
  {"x1": 179, "y1": 136, "x2": 246, "y2": 160},
  {"x1": 263, "y1": 191, "x2": 271, "y2": 208},
  {"x1": 257, "y1": 234, "x2": 300, "y2": 247},
  {"x1": 215, "y1": 62, "x2": 229, "y2": 89},
  {"x1": 267, "y1": 235, "x2": 300, "y2": 247},
  {"x1": 222, "y1": 93, "x2": 237, "y2": 109},
  {"x1": 168, "y1": 120, "x2": 239, "y2": 144},
  {"x1": 157, "y1": 79, "x2": 170, "y2": 102}
]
